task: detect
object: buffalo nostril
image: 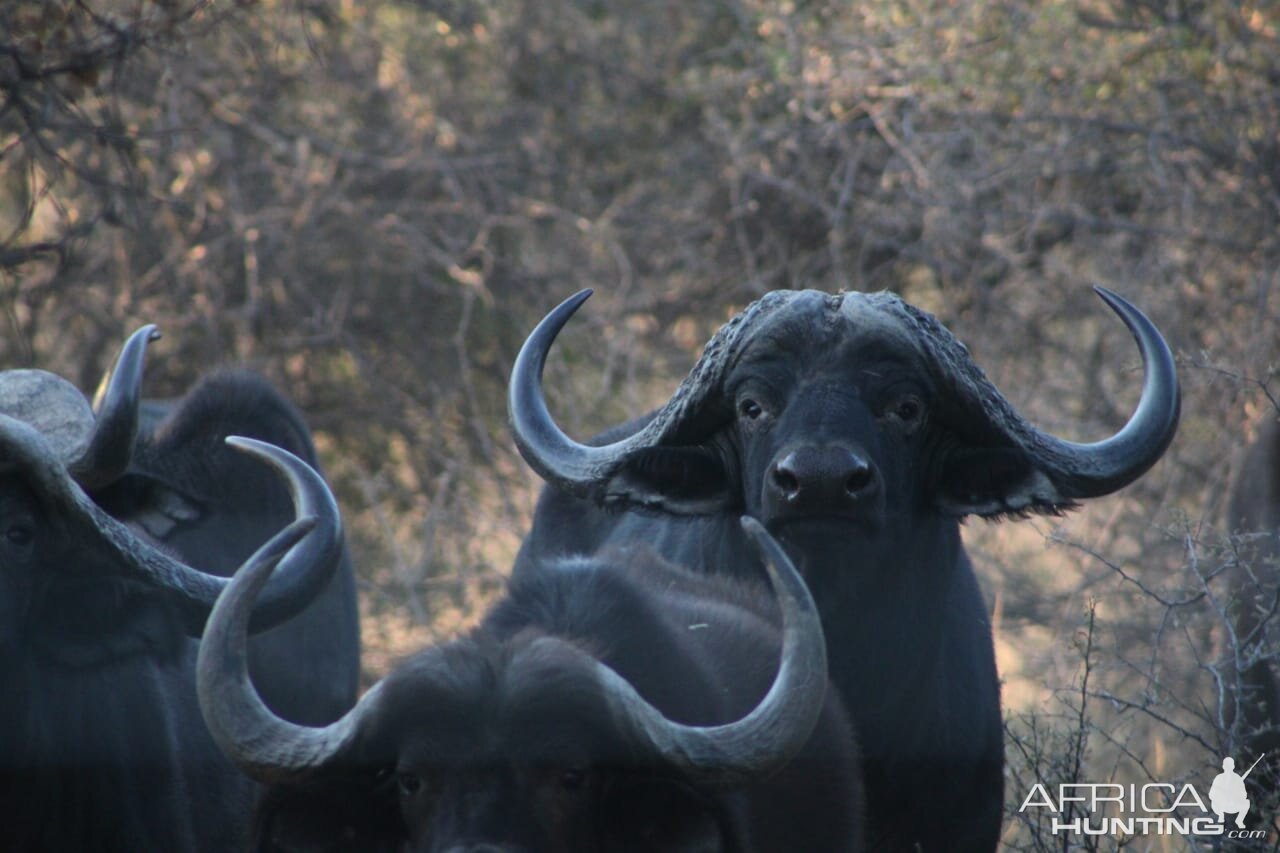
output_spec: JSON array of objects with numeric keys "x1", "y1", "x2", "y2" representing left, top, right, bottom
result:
[
  {"x1": 772, "y1": 465, "x2": 801, "y2": 499},
  {"x1": 845, "y1": 464, "x2": 874, "y2": 496}
]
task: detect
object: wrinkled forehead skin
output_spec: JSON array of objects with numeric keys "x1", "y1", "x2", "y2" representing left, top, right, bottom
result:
[
  {"x1": 0, "y1": 370, "x2": 94, "y2": 463},
  {"x1": 728, "y1": 289, "x2": 934, "y2": 371},
  {"x1": 366, "y1": 635, "x2": 637, "y2": 774},
  {"x1": 655, "y1": 288, "x2": 1029, "y2": 450}
]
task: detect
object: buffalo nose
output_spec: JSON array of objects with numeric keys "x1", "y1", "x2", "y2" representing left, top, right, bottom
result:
[{"x1": 769, "y1": 446, "x2": 878, "y2": 511}]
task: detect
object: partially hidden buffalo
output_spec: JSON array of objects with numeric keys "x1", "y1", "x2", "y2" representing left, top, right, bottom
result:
[
  {"x1": 96, "y1": 359, "x2": 360, "y2": 725},
  {"x1": 509, "y1": 288, "x2": 1180, "y2": 851},
  {"x1": 198, "y1": 517, "x2": 863, "y2": 852},
  {"x1": 1224, "y1": 416, "x2": 1280, "y2": 804},
  {"x1": 0, "y1": 327, "x2": 346, "y2": 850}
]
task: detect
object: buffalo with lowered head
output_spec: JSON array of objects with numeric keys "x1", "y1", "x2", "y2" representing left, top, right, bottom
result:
[
  {"x1": 0, "y1": 327, "x2": 347, "y2": 850},
  {"x1": 509, "y1": 287, "x2": 1180, "y2": 851},
  {"x1": 199, "y1": 518, "x2": 863, "y2": 852}
]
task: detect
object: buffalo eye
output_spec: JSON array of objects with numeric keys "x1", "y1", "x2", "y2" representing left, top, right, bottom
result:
[
  {"x1": 738, "y1": 398, "x2": 764, "y2": 421},
  {"x1": 882, "y1": 394, "x2": 925, "y2": 432},
  {"x1": 398, "y1": 772, "x2": 423, "y2": 796},
  {"x1": 5, "y1": 524, "x2": 33, "y2": 547},
  {"x1": 559, "y1": 767, "x2": 589, "y2": 792}
]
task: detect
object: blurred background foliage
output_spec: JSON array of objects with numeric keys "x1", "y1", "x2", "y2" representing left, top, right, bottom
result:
[{"x1": 3, "y1": 0, "x2": 1280, "y2": 845}]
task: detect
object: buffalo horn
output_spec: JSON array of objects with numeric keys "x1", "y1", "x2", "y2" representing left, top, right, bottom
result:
[
  {"x1": 198, "y1": 517, "x2": 383, "y2": 783},
  {"x1": 509, "y1": 289, "x2": 654, "y2": 495},
  {"x1": 197, "y1": 517, "x2": 826, "y2": 786},
  {"x1": 510, "y1": 288, "x2": 1179, "y2": 509},
  {"x1": 69, "y1": 325, "x2": 160, "y2": 489},
  {"x1": 1025, "y1": 286, "x2": 1180, "y2": 499},
  {"x1": 0, "y1": 417, "x2": 343, "y2": 636},
  {"x1": 592, "y1": 517, "x2": 827, "y2": 786}
]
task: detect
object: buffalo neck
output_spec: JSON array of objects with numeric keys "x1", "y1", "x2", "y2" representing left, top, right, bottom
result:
[{"x1": 774, "y1": 512, "x2": 979, "y2": 753}]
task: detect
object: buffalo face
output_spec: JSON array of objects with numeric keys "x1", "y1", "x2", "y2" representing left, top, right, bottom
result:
[
  {"x1": 507, "y1": 288, "x2": 1178, "y2": 852},
  {"x1": 247, "y1": 641, "x2": 733, "y2": 852},
  {"x1": 717, "y1": 298, "x2": 935, "y2": 540},
  {"x1": 199, "y1": 519, "x2": 834, "y2": 852},
  {"x1": 366, "y1": 641, "x2": 732, "y2": 853},
  {"x1": 509, "y1": 288, "x2": 1179, "y2": 551}
]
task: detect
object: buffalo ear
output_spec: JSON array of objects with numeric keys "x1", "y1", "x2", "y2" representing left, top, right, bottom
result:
[
  {"x1": 599, "y1": 778, "x2": 729, "y2": 852},
  {"x1": 936, "y1": 446, "x2": 1068, "y2": 518},
  {"x1": 603, "y1": 446, "x2": 739, "y2": 515},
  {"x1": 255, "y1": 783, "x2": 402, "y2": 852}
]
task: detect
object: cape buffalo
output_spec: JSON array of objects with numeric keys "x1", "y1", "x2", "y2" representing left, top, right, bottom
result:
[
  {"x1": 1225, "y1": 416, "x2": 1280, "y2": 806},
  {"x1": 508, "y1": 287, "x2": 1180, "y2": 851},
  {"x1": 95, "y1": 365, "x2": 360, "y2": 725},
  {"x1": 198, "y1": 518, "x2": 863, "y2": 852},
  {"x1": 0, "y1": 328, "x2": 346, "y2": 850}
]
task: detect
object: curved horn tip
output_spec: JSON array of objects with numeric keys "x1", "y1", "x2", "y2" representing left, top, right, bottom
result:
[
  {"x1": 117, "y1": 324, "x2": 161, "y2": 361},
  {"x1": 224, "y1": 433, "x2": 327, "y2": 478},
  {"x1": 224, "y1": 435, "x2": 313, "y2": 471},
  {"x1": 738, "y1": 515, "x2": 821, "y2": 627},
  {"x1": 224, "y1": 433, "x2": 341, "y2": 525},
  {"x1": 1089, "y1": 287, "x2": 1169, "y2": 344},
  {"x1": 224, "y1": 435, "x2": 293, "y2": 474},
  {"x1": 508, "y1": 289, "x2": 633, "y2": 493},
  {"x1": 541, "y1": 289, "x2": 595, "y2": 333},
  {"x1": 76, "y1": 324, "x2": 160, "y2": 485},
  {"x1": 224, "y1": 434, "x2": 274, "y2": 456},
  {"x1": 89, "y1": 323, "x2": 158, "y2": 407},
  {"x1": 1091, "y1": 285, "x2": 1137, "y2": 315},
  {"x1": 566, "y1": 288, "x2": 594, "y2": 308},
  {"x1": 132, "y1": 323, "x2": 162, "y2": 342},
  {"x1": 738, "y1": 515, "x2": 791, "y2": 573},
  {"x1": 509, "y1": 288, "x2": 596, "y2": 403},
  {"x1": 1028, "y1": 284, "x2": 1179, "y2": 500}
]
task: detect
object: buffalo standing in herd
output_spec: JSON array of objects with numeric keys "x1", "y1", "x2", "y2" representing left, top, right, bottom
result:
[
  {"x1": 1224, "y1": 417, "x2": 1280, "y2": 812},
  {"x1": 509, "y1": 287, "x2": 1179, "y2": 851},
  {"x1": 0, "y1": 327, "x2": 357, "y2": 849},
  {"x1": 198, "y1": 517, "x2": 862, "y2": 851},
  {"x1": 3, "y1": 286, "x2": 1185, "y2": 852}
]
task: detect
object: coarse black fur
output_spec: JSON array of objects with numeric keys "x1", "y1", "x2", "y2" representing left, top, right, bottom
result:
[
  {"x1": 0, "y1": 469, "x2": 255, "y2": 851},
  {"x1": 97, "y1": 370, "x2": 360, "y2": 725},
  {"x1": 251, "y1": 548, "x2": 863, "y2": 852},
  {"x1": 516, "y1": 294, "x2": 1023, "y2": 851},
  {"x1": 1224, "y1": 417, "x2": 1280, "y2": 811},
  {"x1": 514, "y1": 289, "x2": 1178, "y2": 849}
]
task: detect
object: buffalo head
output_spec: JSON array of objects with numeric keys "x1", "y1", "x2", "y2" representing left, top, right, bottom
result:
[
  {"x1": 507, "y1": 288, "x2": 1179, "y2": 851},
  {"x1": 0, "y1": 328, "x2": 345, "y2": 649},
  {"x1": 198, "y1": 519, "x2": 836, "y2": 851},
  {"x1": 509, "y1": 288, "x2": 1179, "y2": 543},
  {"x1": 0, "y1": 328, "x2": 349, "y2": 850}
]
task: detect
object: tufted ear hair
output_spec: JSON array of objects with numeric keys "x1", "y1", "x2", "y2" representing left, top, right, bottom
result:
[
  {"x1": 597, "y1": 776, "x2": 735, "y2": 851},
  {"x1": 253, "y1": 778, "x2": 403, "y2": 853},
  {"x1": 935, "y1": 446, "x2": 1072, "y2": 518},
  {"x1": 601, "y1": 446, "x2": 740, "y2": 516}
]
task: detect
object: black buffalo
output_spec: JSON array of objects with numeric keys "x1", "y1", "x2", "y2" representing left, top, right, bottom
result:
[
  {"x1": 509, "y1": 288, "x2": 1180, "y2": 851},
  {"x1": 96, "y1": 365, "x2": 360, "y2": 725},
  {"x1": 0, "y1": 328, "x2": 346, "y2": 850},
  {"x1": 198, "y1": 518, "x2": 863, "y2": 852},
  {"x1": 1225, "y1": 417, "x2": 1280, "y2": 804}
]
